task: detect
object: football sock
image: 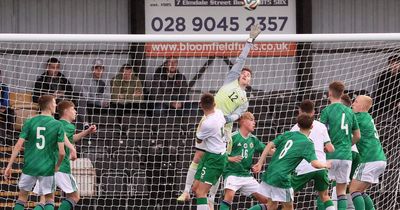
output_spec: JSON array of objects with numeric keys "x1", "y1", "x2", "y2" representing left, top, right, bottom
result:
[{"x1": 184, "y1": 162, "x2": 198, "y2": 193}]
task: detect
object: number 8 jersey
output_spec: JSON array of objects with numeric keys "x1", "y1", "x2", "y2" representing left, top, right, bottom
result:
[
  {"x1": 19, "y1": 115, "x2": 65, "y2": 176},
  {"x1": 262, "y1": 131, "x2": 317, "y2": 189}
]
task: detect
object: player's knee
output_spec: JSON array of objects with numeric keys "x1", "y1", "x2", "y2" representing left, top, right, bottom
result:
[
  {"x1": 17, "y1": 190, "x2": 29, "y2": 202},
  {"x1": 68, "y1": 191, "x2": 80, "y2": 203},
  {"x1": 223, "y1": 190, "x2": 235, "y2": 202}
]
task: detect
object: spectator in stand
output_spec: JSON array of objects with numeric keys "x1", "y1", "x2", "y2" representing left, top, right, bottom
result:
[
  {"x1": 32, "y1": 57, "x2": 75, "y2": 103},
  {"x1": 0, "y1": 69, "x2": 14, "y2": 131},
  {"x1": 80, "y1": 59, "x2": 111, "y2": 120},
  {"x1": 151, "y1": 57, "x2": 190, "y2": 116},
  {"x1": 373, "y1": 55, "x2": 400, "y2": 120},
  {"x1": 110, "y1": 64, "x2": 143, "y2": 115}
]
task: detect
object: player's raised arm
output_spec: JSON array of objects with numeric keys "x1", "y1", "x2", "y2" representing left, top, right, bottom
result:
[
  {"x1": 224, "y1": 101, "x2": 249, "y2": 123},
  {"x1": 223, "y1": 24, "x2": 261, "y2": 85},
  {"x1": 73, "y1": 124, "x2": 97, "y2": 142},
  {"x1": 4, "y1": 138, "x2": 25, "y2": 181}
]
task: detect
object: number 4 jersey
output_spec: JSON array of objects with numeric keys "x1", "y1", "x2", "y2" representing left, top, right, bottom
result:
[
  {"x1": 19, "y1": 115, "x2": 65, "y2": 176},
  {"x1": 320, "y1": 103, "x2": 359, "y2": 160},
  {"x1": 262, "y1": 131, "x2": 317, "y2": 189}
]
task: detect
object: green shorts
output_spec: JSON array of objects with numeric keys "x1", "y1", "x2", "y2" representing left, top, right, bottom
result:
[
  {"x1": 194, "y1": 152, "x2": 227, "y2": 185},
  {"x1": 291, "y1": 170, "x2": 329, "y2": 192},
  {"x1": 350, "y1": 151, "x2": 361, "y2": 179}
]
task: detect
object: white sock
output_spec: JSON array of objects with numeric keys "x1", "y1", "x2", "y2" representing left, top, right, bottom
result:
[
  {"x1": 347, "y1": 193, "x2": 355, "y2": 209},
  {"x1": 208, "y1": 177, "x2": 220, "y2": 202},
  {"x1": 184, "y1": 162, "x2": 198, "y2": 193},
  {"x1": 332, "y1": 186, "x2": 337, "y2": 208},
  {"x1": 197, "y1": 204, "x2": 209, "y2": 210}
]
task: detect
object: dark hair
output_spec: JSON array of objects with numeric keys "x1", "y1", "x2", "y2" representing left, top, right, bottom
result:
[
  {"x1": 38, "y1": 95, "x2": 55, "y2": 111},
  {"x1": 297, "y1": 114, "x2": 314, "y2": 130},
  {"x1": 299, "y1": 100, "x2": 315, "y2": 114},
  {"x1": 57, "y1": 100, "x2": 75, "y2": 117},
  {"x1": 341, "y1": 94, "x2": 352, "y2": 107},
  {"x1": 47, "y1": 57, "x2": 60, "y2": 65},
  {"x1": 329, "y1": 81, "x2": 345, "y2": 99},
  {"x1": 242, "y1": 68, "x2": 253, "y2": 76},
  {"x1": 119, "y1": 64, "x2": 133, "y2": 73},
  {"x1": 200, "y1": 93, "x2": 215, "y2": 111}
]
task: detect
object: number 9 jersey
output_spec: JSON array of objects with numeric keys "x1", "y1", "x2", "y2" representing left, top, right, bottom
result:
[{"x1": 19, "y1": 115, "x2": 65, "y2": 177}]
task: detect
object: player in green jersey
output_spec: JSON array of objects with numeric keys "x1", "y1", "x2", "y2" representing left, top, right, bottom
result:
[
  {"x1": 350, "y1": 96, "x2": 387, "y2": 210},
  {"x1": 220, "y1": 112, "x2": 268, "y2": 210},
  {"x1": 319, "y1": 81, "x2": 360, "y2": 210},
  {"x1": 4, "y1": 95, "x2": 65, "y2": 210},
  {"x1": 177, "y1": 24, "x2": 261, "y2": 205},
  {"x1": 250, "y1": 114, "x2": 330, "y2": 210},
  {"x1": 33, "y1": 100, "x2": 97, "y2": 210}
]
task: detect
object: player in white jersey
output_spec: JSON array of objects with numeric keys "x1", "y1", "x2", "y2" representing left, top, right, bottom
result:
[
  {"x1": 191, "y1": 93, "x2": 227, "y2": 210},
  {"x1": 290, "y1": 100, "x2": 336, "y2": 210},
  {"x1": 177, "y1": 24, "x2": 261, "y2": 206}
]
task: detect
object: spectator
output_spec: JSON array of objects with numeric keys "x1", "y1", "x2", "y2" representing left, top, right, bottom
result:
[
  {"x1": 32, "y1": 57, "x2": 74, "y2": 103},
  {"x1": 110, "y1": 64, "x2": 143, "y2": 115},
  {"x1": 373, "y1": 55, "x2": 400, "y2": 119},
  {"x1": 79, "y1": 59, "x2": 111, "y2": 121},
  {"x1": 0, "y1": 69, "x2": 14, "y2": 131},
  {"x1": 151, "y1": 57, "x2": 190, "y2": 116}
]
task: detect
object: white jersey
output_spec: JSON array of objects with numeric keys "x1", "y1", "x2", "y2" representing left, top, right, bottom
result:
[
  {"x1": 196, "y1": 109, "x2": 227, "y2": 154},
  {"x1": 292, "y1": 120, "x2": 331, "y2": 175}
]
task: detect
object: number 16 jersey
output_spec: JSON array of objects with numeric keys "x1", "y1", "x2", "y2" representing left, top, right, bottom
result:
[{"x1": 19, "y1": 115, "x2": 65, "y2": 176}]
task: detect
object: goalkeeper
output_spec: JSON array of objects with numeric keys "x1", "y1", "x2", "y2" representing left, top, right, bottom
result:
[{"x1": 177, "y1": 24, "x2": 261, "y2": 204}]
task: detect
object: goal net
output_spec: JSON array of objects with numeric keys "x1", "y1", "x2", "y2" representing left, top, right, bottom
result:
[{"x1": 0, "y1": 34, "x2": 399, "y2": 209}]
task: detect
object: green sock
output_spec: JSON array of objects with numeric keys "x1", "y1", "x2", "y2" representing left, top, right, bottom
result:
[
  {"x1": 13, "y1": 202, "x2": 25, "y2": 210},
  {"x1": 58, "y1": 199, "x2": 74, "y2": 210},
  {"x1": 351, "y1": 192, "x2": 365, "y2": 210},
  {"x1": 316, "y1": 197, "x2": 325, "y2": 210},
  {"x1": 337, "y1": 195, "x2": 348, "y2": 210},
  {"x1": 220, "y1": 200, "x2": 231, "y2": 210},
  {"x1": 33, "y1": 204, "x2": 45, "y2": 210},
  {"x1": 44, "y1": 203, "x2": 55, "y2": 210},
  {"x1": 324, "y1": 200, "x2": 335, "y2": 210},
  {"x1": 248, "y1": 204, "x2": 267, "y2": 210},
  {"x1": 196, "y1": 197, "x2": 208, "y2": 210},
  {"x1": 362, "y1": 193, "x2": 375, "y2": 210}
]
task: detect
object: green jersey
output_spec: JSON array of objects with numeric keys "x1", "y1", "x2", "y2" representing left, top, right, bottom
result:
[
  {"x1": 19, "y1": 115, "x2": 65, "y2": 176},
  {"x1": 262, "y1": 131, "x2": 317, "y2": 189},
  {"x1": 355, "y1": 112, "x2": 386, "y2": 163},
  {"x1": 59, "y1": 119, "x2": 76, "y2": 174},
  {"x1": 320, "y1": 103, "x2": 359, "y2": 160},
  {"x1": 223, "y1": 131, "x2": 265, "y2": 178}
]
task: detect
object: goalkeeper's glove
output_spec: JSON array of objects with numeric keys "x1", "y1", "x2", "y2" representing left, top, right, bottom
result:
[
  {"x1": 224, "y1": 115, "x2": 233, "y2": 123},
  {"x1": 247, "y1": 24, "x2": 261, "y2": 43}
]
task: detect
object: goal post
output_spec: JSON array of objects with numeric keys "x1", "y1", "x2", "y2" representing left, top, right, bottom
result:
[{"x1": 0, "y1": 33, "x2": 399, "y2": 209}]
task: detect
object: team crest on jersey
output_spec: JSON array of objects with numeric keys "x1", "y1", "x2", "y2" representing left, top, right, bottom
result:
[
  {"x1": 250, "y1": 143, "x2": 254, "y2": 148},
  {"x1": 243, "y1": 143, "x2": 248, "y2": 148}
]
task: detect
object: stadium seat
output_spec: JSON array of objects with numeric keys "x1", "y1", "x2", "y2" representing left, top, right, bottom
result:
[
  {"x1": 120, "y1": 114, "x2": 150, "y2": 131},
  {"x1": 273, "y1": 104, "x2": 299, "y2": 126},
  {"x1": 91, "y1": 115, "x2": 121, "y2": 130}
]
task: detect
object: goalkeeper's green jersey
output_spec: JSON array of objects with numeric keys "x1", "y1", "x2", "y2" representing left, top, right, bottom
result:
[{"x1": 355, "y1": 112, "x2": 386, "y2": 163}]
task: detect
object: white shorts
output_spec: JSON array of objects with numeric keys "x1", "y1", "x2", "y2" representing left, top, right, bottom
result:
[
  {"x1": 258, "y1": 181, "x2": 294, "y2": 203},
  {"x1": 33, "y1": 172, "x2": 78, "y2": 194},
  {"x1": 353, "y1": 161, "x2": 386, "y2": 184},
  {"x1": 224, "y1": 175, "x2": 260, "y2": 196},
  {"x1": 19, "y1": 173, "x2": 55, "y2": 195},
  {"x1": 195, "y1": 141, "x2": 207, "y2": 151},
  {"x1": 328, "y1": 159, "x2": 352, "y2": 184}
]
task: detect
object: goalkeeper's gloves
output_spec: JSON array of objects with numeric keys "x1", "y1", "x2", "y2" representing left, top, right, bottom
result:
[
  {"x1": 224, "y1": 115, "x2": 233, "y2": 123},
  {"x1": 247, "y1": 24, "x2": 261, "y2": 43}
]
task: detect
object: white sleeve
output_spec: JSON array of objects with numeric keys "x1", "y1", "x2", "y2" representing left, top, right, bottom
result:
[
  {"x1": 196, "y1": 123, "x2": 213, "y2": 141},
  {"x1": 322, "y1": 125, "x2": 331, "y2": 144}
]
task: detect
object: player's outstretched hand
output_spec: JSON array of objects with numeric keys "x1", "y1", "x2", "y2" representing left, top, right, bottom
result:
[
  {"x1": 252, "y1": 163, "x2": 262, "y2": 173},
  {"x1": 249, "y1": 24, "x2": 261, "y2": 41},
  {"x1": 3, "y1": 167, "x2": 11, "y2": 181},
  {"x1": 87, "y1": 125, "x2": 97, "y2": 134},
  {"x1": 228, "y1": 155, "x2": 243, "y2": 163}
]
